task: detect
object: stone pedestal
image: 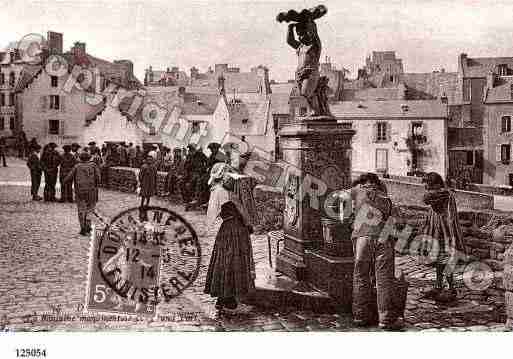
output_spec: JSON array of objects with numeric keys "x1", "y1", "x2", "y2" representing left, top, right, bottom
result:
[{"x1": 276, "y1": 116, "x2": 355, "y2": 281}]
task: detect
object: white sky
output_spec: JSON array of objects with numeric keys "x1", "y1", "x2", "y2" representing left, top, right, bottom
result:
[{"x1": 1, "y1": 0, "x2": 513, "y2": 82}]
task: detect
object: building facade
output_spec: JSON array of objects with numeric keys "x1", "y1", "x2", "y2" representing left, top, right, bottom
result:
[{"x1": 331, "y1": 100, "x2": 448, "y2": 178}]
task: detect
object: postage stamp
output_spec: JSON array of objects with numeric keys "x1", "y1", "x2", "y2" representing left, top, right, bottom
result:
[{"x1": 85, "y1": 206, "x2": 201, "y2": 317}]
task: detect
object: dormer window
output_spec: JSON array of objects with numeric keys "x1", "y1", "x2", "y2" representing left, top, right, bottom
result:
[{"x1": 498, "y1": 64, "x2": 508, "y2": 76}]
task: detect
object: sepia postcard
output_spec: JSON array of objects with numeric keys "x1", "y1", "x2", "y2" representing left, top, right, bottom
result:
[{"x1": 0, "y1": 0, "x2": 512, "y2": 357}]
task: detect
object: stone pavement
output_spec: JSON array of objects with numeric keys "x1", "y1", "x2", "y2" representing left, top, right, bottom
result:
[{"x1": 0, "y1": 157, "x2": 508, "y2": 332}]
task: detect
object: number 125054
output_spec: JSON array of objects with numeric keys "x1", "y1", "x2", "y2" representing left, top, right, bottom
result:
[{"x1": 16, "y1": 348, "x2": 47, "y2": 357}]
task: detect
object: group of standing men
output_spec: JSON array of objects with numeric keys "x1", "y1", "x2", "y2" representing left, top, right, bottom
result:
[{"x1": 27, "y1": 141, "x2": 101, "y2": 236}]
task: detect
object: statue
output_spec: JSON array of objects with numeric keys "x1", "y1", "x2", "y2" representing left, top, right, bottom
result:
[{"x1": 277, "y1": 5, "x2": 331, "y2": 117}]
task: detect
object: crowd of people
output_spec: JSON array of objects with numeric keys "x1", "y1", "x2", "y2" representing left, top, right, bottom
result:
[{"x1": 24, "y1": 138, "x2": 234, "y2": 234}]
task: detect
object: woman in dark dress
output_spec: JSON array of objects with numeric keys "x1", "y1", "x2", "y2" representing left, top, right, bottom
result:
[
  {"x1": 204, "y1": 163, "x2": 255, "y2": 311},
  {"x1": 421, "y1": 172, "x2": 466, "y2": 302}
]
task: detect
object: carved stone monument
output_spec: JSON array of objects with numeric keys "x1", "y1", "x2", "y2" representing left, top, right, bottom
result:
[{"x1": 276, "y1": 5, "x2": 356, "y2": 309}]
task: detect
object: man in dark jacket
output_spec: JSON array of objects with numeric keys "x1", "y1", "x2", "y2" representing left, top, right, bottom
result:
[
  {"x1": 41, "y1": 142, "x2": 61, "y2": 202},
  {"x1": 64, "y1": 151, "x2": 101, "y2": 235},
  {"x1": 59, "y1": 145, "x2": 77, "y2": 202},
  {"x1": 27, "y1": 144, "x2": 43, "y2": 200}
]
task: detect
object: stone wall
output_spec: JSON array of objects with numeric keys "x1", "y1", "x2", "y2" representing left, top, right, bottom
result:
[{"x1": 381, "y1": 178, "x2": 493, "y2": 210}]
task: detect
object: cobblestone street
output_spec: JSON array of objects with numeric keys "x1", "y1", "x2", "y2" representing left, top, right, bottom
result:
[{"x1": 0, "y1": 158, "x2": 509, "y2": 332}]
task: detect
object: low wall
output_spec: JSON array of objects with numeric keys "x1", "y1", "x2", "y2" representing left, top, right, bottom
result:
[{"x1": 382, "y1": 178, "x2": 493, "y2": 211}]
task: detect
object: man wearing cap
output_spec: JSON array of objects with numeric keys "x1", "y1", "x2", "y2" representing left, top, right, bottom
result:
[
  {"x1": 64, "y1": 151, "x2": 101, "y2": 236},
  {"x1": 27, "y1": 144, "x2": 43, "y2": 201},
  {"x1": 71, "y1": 143, "x2": 81, "y2": 160},
  {"x1": 88, "y1": 141, "x2": 98, "y2": 155},
  {"x1": 59, "y1": 145, "x2": 77, "y2": 202},
  {"x1": 41, "y1": 142, "x2": 61, "y2": 202}
]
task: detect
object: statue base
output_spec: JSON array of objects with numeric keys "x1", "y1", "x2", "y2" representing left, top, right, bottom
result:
[{"x1": 276, "y1": 115, "x2": 355, "y2": 287}]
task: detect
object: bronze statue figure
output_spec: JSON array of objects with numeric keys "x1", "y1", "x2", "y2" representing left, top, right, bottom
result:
[{"x1": 277, "y1": 5, "x2": 331, "y2": 117}]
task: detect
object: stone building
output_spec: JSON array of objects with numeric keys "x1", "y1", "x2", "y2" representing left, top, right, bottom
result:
[
  {"x1": 482, "y1": 79, "x2": 513, "y2": 187},
  {"x1": 331, "y1": 100, "x2": 448, "y2": 178},
  {"x1": 0, "y1": 32, "x2": 52, "y2": 138},
  {"x1": 17, "y1": 32, "x2": 141, "y2": 146}
]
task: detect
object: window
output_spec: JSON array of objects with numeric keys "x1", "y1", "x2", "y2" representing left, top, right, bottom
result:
[
  {"x1": 9, "y1": 117, "x2": 14, "y2": 130},
  {"x1": 8, "y1": 93, "x2": 14, "y2": 106},
  {"x1": 376, "y1": 122, "x2": 388, "y2": 142},
  {"x1": 191, "y1": 122, "x2": 200, "y2": 134},
  {"x1": 48, "y1": 120, "x2": 60, "y2": 135},
  {"x1": 376, "y1": 149, "x2": 388, "y2": 172},
  {"x1": 498, "y1": 64, "x2": 508, "y2": 76},
  {"x1": 389, "y1": 75, "x2": 394, "y2": 82},
  {"x1": 51, "y1": 76, "x2": 58, "y2": 87},
  {"x1": 299, "y1": 107, "x2": 307, "y2": 116},
  {"x1": 501, "y1": 144, "x2": 511, "y2": 163},
  {"x1": 0, "y1": 73, "x2": 4, "y2": 85},
  {"x1": 509, "y1": 174, "x2": 513, "y2": 187},
  {"x1": 0, "y1": 93, "x2": 4, "y2": 106},
  {"x1": 49, "y1": 95, "x2": 60, "y2": 110},
  {"x1": 501, "y1": 116, "x2": 512, "y2": 133},
  {"x1": 9, "y1": 72, "x2": 15, "y2": 86},
  {"x1": 0, "y1": 117, "x2": 4, "y2": 130},
  {"x1": 465, "y1": 151, "x2": 474, "y2": 166},
  {"x1": 242, "y1": 118, "x2": 249, "y2": 124}
]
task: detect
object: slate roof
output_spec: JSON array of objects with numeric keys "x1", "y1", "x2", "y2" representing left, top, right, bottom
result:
[
  {"x1": 400, "y1": 72, "x2": 458, "y2": 104},
  {"x1": 63, "y1": 52, "x2": 142, "y2": 90},
  {"x1": 331, "y1": 100, "x2": 447, "y2": 119},
  {"x1": 462, "y1": 57, "x2": 513, "y2": 78},
  {"x1": 191, "y1": 71, "x2": 262, "y2": 93},
  {"x1": 484, "y1": 79, "x2": 513, "y2": 103},
  {"x1": 227, "y1": 96, "x2": 271, "y2": 136},
  {"x1": 342, "y1": 86, "x2": 405, "y2": 101}
]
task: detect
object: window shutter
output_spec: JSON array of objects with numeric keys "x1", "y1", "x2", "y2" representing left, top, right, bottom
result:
[
  {"x1": 59, "y1": 119, "x2": 65, "y2": 136},
  {"x1": 498, "y1": 116, "x2": 503, "y2": 134},
  {"x1": 40, "y1": 96, "x2": 47, "y2": 112},
  {"x1": 60, "y1": 96, "x2": 65, "y2": 112},
  {"x1": 386, "y1": 122, "x2": 392, "y2": 142},
  {"x1": 372, "y1": 122, "x2": 378, "y2": 142},
  {"x1": 44, "y1": 119, "x2": 49, "y2": 135},
  {"x1": 496, "y1": 144, "x2": 502, "y2": 162}
]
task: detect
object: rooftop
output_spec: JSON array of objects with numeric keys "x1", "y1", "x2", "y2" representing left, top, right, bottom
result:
[{"x1": 331, "y1": 100, "x2": 448, "y2": 119}]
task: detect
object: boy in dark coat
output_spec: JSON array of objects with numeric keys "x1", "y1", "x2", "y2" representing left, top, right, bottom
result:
[
  {"x1": 137, "y1": 154, "x2": 158, "y2": 221},
  {"x1": 27, "y1": 144, "x2": 43, "y2": 201},
  {"x1": 59, "y1": 145, "x2": 77, "y2": 202}
]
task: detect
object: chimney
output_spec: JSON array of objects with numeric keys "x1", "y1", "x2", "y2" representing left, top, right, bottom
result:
[
  {"x1": 47, "y1": 31, "x2": 63, "y2": 55},
  {"x1": 72, "y1": 41, "x2": 86, "y2": 57}
]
